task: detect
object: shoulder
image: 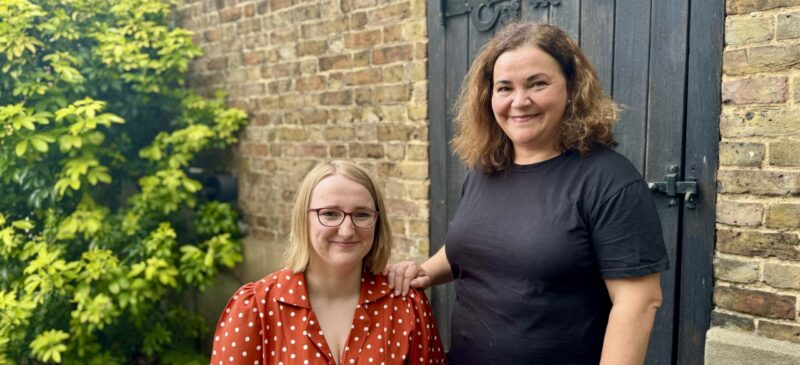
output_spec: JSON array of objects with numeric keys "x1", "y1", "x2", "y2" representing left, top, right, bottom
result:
[
  {"x1": 228, "y1": 268, "x2": 296, "y2": 302},
  {"x1": 574, "y1": 145, "x2": 642, "y2": 181}
]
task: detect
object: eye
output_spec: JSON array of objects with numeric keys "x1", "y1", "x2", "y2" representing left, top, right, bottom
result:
[
  {"x1": 318, "y1": 209, "x2": 343, "y2": 220},
  {"x1": 352, "y1": 210, "x2": 375, "y2": 221},
  {"x1": 530, "y1": 80, "x2": 549, "y2": 89}
]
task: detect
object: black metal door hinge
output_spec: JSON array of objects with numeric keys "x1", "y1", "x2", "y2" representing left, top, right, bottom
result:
[{"x1": 647, "y1": 166, "x2": 699, "y2": 209}]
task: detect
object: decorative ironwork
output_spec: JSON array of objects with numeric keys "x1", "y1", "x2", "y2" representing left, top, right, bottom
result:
[
  {"x1": 442, "y1": 0, "x2": 521, "y2": 32},
  {"x1": 531, "y1": 0, "x2": 561, "y2": 8}
]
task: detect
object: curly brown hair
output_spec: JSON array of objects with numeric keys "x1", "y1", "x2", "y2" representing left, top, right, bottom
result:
[{"x1": 451, "y1": 22, "x2": 619, "y2": 175}]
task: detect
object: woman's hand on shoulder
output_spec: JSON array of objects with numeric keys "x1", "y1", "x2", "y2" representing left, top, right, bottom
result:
[{"x1": 383, "y1": 261, "x2": 431, "y2": 296}]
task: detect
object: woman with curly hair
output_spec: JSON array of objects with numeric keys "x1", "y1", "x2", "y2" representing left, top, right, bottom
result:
[{"x1": 385, "y1": 22, "x2": 669, "y2": 364}]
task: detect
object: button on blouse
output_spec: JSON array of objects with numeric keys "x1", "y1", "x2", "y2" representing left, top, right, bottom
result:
[{"x1": 210, "y1": 268, "x2": 445, "y2": 365}]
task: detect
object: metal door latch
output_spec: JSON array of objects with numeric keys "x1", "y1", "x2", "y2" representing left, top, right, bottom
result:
[{"x1": 647, "y1": 166, "x2": 699, "y2": 209}]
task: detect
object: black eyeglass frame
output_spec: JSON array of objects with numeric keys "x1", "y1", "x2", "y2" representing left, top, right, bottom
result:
[{"x1": 307, "y1": 208, "x2": 380, "y2": 229}]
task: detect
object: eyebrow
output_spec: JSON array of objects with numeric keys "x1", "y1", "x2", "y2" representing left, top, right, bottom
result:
[{"x1": 494, "y1": 73, "x2": 549, "y2": 86}]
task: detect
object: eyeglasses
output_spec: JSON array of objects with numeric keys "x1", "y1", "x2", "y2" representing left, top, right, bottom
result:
[{"x1": 308, "y1": 208, "x2": 379, "y2": 229}]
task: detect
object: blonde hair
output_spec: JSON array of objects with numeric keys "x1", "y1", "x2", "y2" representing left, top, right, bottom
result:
[
  {"x1": 284, "y1": 160, "x2": 392, "y2": 274},
  {"x1": 451, "y1": 22, "x2": 619, "y2": 175}
]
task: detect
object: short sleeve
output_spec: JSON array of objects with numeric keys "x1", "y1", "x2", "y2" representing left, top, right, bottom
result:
[
  {"x1": 591, "y1": 179, "x2": 670, "y2": 279},
  {"x1": 210, "y1": 283, "x2": 264, "y2": 365},
  {"x1": 407, "y1": 289, "x2": 446, "y2": 364}
]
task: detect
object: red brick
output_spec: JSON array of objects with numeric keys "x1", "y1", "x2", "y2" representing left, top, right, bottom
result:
[
  {"x1": 345, "y1": 29, "x2": 382, "y2": 49},
  {"x1": 717, "y1": 228, "x2": 800, "y2": 261},
  {"x1": 372, "y1": 45, "x2": 413, "y2": 65},
  {"x1": 220, "y1": 7, "x2": 241, "y2": 23},
  {"x1": 714, "y1": 286, "x2": 796, "y2": 319},
  {"x1": 295, "y1": 75, "x2": 326, "y2": 92},
  {"x1": 242, "y1": 51, "x2": 265, "y2": 65},
  {"x1": 722, "y1": 77, "x2": 787, "y2": 105},
  {"x1": 344, "y1": 69, "x2": 381, "y2": 86},
  {"x1": 320, "y1": 54, "x2": 352, "y2": 71}
]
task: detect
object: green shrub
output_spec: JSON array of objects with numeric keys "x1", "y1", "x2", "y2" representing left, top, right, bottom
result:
[{"x1": 0, "y1": 0, "x2": 248, "y2": 363}]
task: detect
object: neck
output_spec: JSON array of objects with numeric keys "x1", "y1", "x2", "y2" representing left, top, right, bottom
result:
[
  {"x1": 513, "y1": 146, "x2": 562, "y2": 165},
  {"x1": 305, "y1": 262, "x2": 363, "y2": 301}
]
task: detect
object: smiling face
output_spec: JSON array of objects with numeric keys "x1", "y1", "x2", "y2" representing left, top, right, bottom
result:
[
  {"x1": 491, "y1": 46, "x2": 569, "y2": 163},
  {"x1": 307, "y1": 174, "x2": 376, "y2": 275}
]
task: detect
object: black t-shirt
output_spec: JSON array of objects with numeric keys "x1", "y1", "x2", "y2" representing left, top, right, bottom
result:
[{"x1": 445, "y1": 146, "x2": 669, "y2": 364}]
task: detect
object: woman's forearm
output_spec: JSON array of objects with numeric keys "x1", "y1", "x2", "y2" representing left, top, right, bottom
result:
[
  {"x1": 599, "y1": 297, "x2": 660, "y2": 365},
  {"x1": 421, "y1": 246, "x2": 453, "y2": 286}
]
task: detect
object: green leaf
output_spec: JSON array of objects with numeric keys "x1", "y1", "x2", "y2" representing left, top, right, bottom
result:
[
  {"x1": 15, "y1": 140, "x2": 28, "y2": 156},
  {"x1": 30, "y1": 330, "x2": 69, "y2": 364}
]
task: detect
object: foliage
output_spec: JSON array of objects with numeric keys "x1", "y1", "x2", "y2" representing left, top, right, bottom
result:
[{"x1": 0, "y1": 0, "x2": 248, "y2": 363}]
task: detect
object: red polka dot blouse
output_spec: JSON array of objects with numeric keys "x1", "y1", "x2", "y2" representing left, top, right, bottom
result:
[{"x1": 210, "y1": 268, "x2": 446, "y2": 365}]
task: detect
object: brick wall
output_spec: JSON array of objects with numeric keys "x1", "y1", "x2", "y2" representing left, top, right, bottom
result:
[
  {"x1": 177, "y1": 0, "x2": 429, "y2": 282},
  {"x1": 714, "y1": 0, "x2": 800, "y2": 345}
]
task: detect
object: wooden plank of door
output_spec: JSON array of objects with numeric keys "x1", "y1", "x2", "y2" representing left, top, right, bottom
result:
[
  {"x1": 677, "y1": 0, "x2": 724, "y2": 363},
  {"x1": 611, "y1": 0, "x2": 651, "y2": 174},
  {"x1": 523, "y1": 1, "x2": 550, "y2": 24},
  {"x1": 432, "y1": 11, "x2": 472, "y2": 351},
  {"x1": 644, "y1": 1, "x2": 689, "y2": 364},
  {"x1": 550, "y1": 0, "x2": 580, "y2": 41},
  {"x1": 579, "y1": 1, "x2": 615, "y2": 95}
]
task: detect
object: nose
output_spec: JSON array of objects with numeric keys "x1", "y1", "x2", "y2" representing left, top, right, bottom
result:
[
  {"x1": 337, "y1": 215, "x2": 356, "y2": 237},
  {"x1": 511, "y1": 90, "x2": 532, "y2": 108}
]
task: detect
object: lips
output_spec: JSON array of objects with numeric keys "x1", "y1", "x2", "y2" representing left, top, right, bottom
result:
[
  {"x1": 510, "y1": 113, "x2": 540, "y2": 123},
  {"x1": 332, "y1": 241, "x2": 358, "y2": 248}
]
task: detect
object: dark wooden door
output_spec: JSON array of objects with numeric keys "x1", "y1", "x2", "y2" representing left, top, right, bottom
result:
[{"x1": 426, "y1": 1, "x2": 722, "y2": 363}]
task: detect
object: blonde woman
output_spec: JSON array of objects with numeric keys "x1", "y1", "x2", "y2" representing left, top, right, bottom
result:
[
  {"x1": 385, "y1": 22, "x2": 669, "y2": 365},
  {"x1": 212, "y1": 161, "x2": 444, "y2": 365}
]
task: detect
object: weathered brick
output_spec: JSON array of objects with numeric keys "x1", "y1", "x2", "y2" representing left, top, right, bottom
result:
[
  {"x1": 406, "y1": 144, "x2": 427, "y2": 161},
  {"x1": 408, "y1": 220, "x2": 428, "y2": 236},
  {"x1": 372, "y1": 45, "x2": 414, "y2": 65},
  {"x1": 758, "y1": 321, "x2": 800, "y2": 344},
  {"x1": 322, "y1": 126, "x2": 355, "y2": 140},
  {"x1": 284, "y1": 4, "x2": 321, "y2": 23},
  {"x1": 374, "y1": 83, "x2": 411, "y2": 104},
  {"x1": 717, "y1": 200, "x2": 764, "y2": 226},
  {"x1": 386, "y1": 143, "x2": 404, "y2": 160},
  {"x1": 207, "y1": 56, "x2": 228, "y2": 70},
  {"x1": 320, "y1": 90, "x2": 353, "y2": 106},
  {"x1": 344, "y1": 69, "x2": 381, "y2": 86},
  {"x1": 341, "y1": 0, "x2": 376, "y2": 13},
  {"x1": 329, "y1": 144, "x2": 348, "y2": 158},
  {"x1": 274, "y1": 127, "x2": 308, "y2": 142},
  {"x1": 725, "y1": 15, "x2": 774, "y2": 45},
  {"x1": 727, "y1": 0, "x2": 800, "y2": 14},
  {"x1": 719, "y1": 142, "x2": 764, "y2": 167},
  {"x1": 261, "y1": 62, "x2": 299, "y2": 78},
  {"x1": 349, "y1": 143, "x2": 385, "y2": 158},
  {"x1": 256, "y1": 0, "x2": 269, "y2": 14},
  {"x1": 408, "y1": 181, "x2": 429, "y2": 200},
  {"x1": 711, "y1": 310, "x2": 756, "y2": 332},
  {"x1": 717, "y1": 228, "x2": 800, "y2": 261},
  {"x1": 717, "y1": 170, "x2": 800, "y2": 195},
  {"x1": 382, "y1": 64, "x2": 406, "y2": 83},
  {"x1": 205, "y1": 28, "x2": 223, "y2": 42},
  {"x1": 385, "y1": 198, "x2": 420, "y2": 218},
  {"x1": 777, "y1": 12, "x2": 800, "y2": 40},
  {"x1": 722, "y1": 77, "x2": 787, "y2": 105},
  {"x1": 220, "y1": 6, "x2": 242, "y2": 23},
  {"x1": 715, "y1": 256, "x2": 760, "y2": 283},
  {"x1": 301, "y1": 18, "x2": 349, "y2": 39},
  {"x1": 764, "y1": 262, "x2": 800, "y2": 290},
  {"x1": 350, "y1": 11, "x2": 368, "y2": 30},
  {"x1": 297, "y1": 40, "x2": 327, "y2": 57},
  {"x1": 294, "y1": 75, "x2": 326, "y2": 92},
  {"x1": 383, "y1": 23, "x2": 404, "y2": 43},
  {"x1": 766, "y1": 204, "x2": 800, "y2": 229},
  {"x1": 724, "y1": 44, "x2": 800, "y2": 75},
  {"x1": 714, "y1": 286, "x2": 796, "y2": 319},
  {"x1": 242, "y1": 50, "x2": 265, "y2": 65},
  {"x1": 397, "y1": 162, "x2": 427, "y2": 179},
  {"x1": 720, "y1": 108, "x2": 800, "y2": 138},
  {"x1": 368, "y1": 2, "x2": 410, "y2": 24},
  {"x1": 795, "y1": 77, "x2": 800, "y2": 103},
  {"x1": 408, "y1": 103, "x2": 427, "y2": 121},
  {"x1": 285, "y1": 110, "x2": 329, "y2": 125},
  {"x1": 770, "y1": 141, "x2": 800, "y2": 166},
  {"x1": 319, "y1": 54, "x2": 352, "y2": 71},
  {"x1": 271, "y1": 0, "x2": 296, "y2": 12},
  {"x1": 345, "y1": 29, "x2": 382, "y2": 49}
]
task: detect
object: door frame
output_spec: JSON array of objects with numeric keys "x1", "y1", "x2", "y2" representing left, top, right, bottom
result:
[{"x1": 425, "y1": 1, "x2": 723, "y2": 363}]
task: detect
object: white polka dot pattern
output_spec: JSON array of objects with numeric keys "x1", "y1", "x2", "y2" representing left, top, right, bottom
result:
[{"x1": 210, "y1": 269, "x2": 445, "y2": 364}]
